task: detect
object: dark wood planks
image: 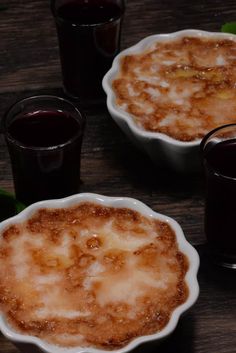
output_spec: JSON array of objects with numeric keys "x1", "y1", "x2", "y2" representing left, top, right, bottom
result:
[{"x1": 0, "y1": 0, "x2": 236, "y2": 352}]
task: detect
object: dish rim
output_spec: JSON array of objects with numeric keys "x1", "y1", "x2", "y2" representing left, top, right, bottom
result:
[
  {"x1": 102, "y1": 29, "x2": 236, "y2": 147},
  {"x1": 0, "y1": 193, "x2": 200, "y2": 353}
]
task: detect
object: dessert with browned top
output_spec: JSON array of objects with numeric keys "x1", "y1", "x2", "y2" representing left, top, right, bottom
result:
[
  {"x1": 0, "y1": 203, "x2": 188, "y2": 349},
  {"x1": 113, "y1": 36, "x2": 236, "y2": 142}
]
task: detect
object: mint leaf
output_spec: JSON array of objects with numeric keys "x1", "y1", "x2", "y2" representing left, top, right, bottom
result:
[
  {"x1": 221, "y1": 22, "x2": 236, "y2": 34},
  {"x1": 15, "y1": 200, "x2": 26, "y2": 213},
  {"x1": 0, "y1": 189, "x2": 14, "y2": 197},
  {"x1": 0, "y1": 189, "x2": 25, "y2": 221},
  {"x1": 0, "y1": 5, "x2": 8, "y2": 11}
]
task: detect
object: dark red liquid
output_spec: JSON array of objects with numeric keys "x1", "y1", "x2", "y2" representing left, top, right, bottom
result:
[
  {"x1": 8, "y1": 111, "x2": 80, "y2": 147},
  {"x1": 204, "y1": 139, "x2": 236, "y2": 265},
  {"x1": 52, "y1": 0, "x2": 124, "y2": 101},
  {"x1": 7, "y1": 111, "x2": 84, "y2": 205}
]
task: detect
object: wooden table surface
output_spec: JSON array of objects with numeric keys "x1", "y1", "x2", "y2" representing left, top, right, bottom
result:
[{"x1": 0, "y1": 0, "x2": 236, "y2": 352}]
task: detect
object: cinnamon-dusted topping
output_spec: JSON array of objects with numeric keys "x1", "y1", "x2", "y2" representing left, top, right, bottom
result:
[
  {"x1": 0, "y1": 202, "x2": 188, "y2": 349},
  {"x1": 113, "y1": 36, "x2": 236, "y2": 141}
]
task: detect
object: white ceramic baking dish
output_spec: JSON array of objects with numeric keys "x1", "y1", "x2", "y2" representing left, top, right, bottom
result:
[
  {"x1": 0, "y1": 193, "x2": 199, "y2": 353},
  {"x1": 102, "y1": 29, "x2": 236, "y2": 173}
]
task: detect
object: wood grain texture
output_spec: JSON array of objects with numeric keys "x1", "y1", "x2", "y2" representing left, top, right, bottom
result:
[{"x1": 0, "y1": 0, "x2": 236, "y2": 352}]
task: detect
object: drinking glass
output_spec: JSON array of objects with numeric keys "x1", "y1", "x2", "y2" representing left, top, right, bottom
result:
[
  {"x1": 2, "y1": 95, "x2": 85, "y2": 206},
  {"x1": 51, "y1": 0, "x2": 125, "y2": 103},
  {"x1": 201, "y1": 124, "x2": 236, "y2": 269}
]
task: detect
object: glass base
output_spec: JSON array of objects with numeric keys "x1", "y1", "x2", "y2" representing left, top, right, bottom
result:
[
  {"x1": 217, "y1": 260, "x2": 236, "y2": 270},
  {"x1": 208, "y1": 247, "x2": 236, "y2": 269}
]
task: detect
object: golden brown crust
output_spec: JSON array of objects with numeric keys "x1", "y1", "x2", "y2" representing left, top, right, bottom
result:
[
  {"x1": 113, "y1": 36, "x2": 236, "y2": 141},
  {"x1": 0, "y1": 202, "x2": 189, "y2": 349}
]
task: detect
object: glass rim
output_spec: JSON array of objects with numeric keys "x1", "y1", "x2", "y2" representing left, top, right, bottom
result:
[
  {"x1": 51, "y1": 0, "x2": 125, "y2": 28},
  {"x1": 200, "y1": 123, "x2": 236, "y2": 154},
  {"x1": 201, "y1": 123, "x2": 236, "y2": 181},
  {"x1": 2, "y1": 95, "x2": 85, "y2": 152}
]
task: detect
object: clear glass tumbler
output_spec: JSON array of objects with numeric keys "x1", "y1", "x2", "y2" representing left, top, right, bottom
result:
[
  {"x1": 2, "y1": 95, "x2": 85, "y2": 206},
  {"x1": 51, "y1": 0, "x2": 125, "y2": 103},
  {"x1": 201, "y1": 124, "x2": 236, "y2": 269}
]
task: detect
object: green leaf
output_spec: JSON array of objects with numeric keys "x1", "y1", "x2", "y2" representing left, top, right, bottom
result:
[
  {"x1": 0, "y1": 5, "x2": 8, "y2": 11},
  {"x1": 0, "y1": 189, "x2": 14, "y2": 197},
  {"x1": 0, "y1": 189, "x2": 25, "y2": 222},
  {"x1": 15, "y1": 200, "x2": 26, "y2": 213},
  {"x1": 221, "y1": 22, "x2": 236, "y2": 34}
]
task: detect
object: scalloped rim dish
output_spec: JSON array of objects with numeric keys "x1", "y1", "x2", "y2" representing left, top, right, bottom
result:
[
  {"x1": 0, "y1": 193, "x2": 200, "y2": 353},
  {"x1": 102, "y1": 29, "x2": 236, "y2": 148}
]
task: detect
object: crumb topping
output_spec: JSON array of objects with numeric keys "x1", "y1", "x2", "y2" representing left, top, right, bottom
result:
[
  {"x1": 113, "y1": 36, "x2": 236, "y2": 141},
  {"x1": 0, "y1": 202, "x2": 188, "y2": 349}
]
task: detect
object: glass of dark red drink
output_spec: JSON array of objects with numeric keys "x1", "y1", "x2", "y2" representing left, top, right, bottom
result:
[
  {"x1": 51, "y1": 0, "x2": 125, "y2": 103},
  {"x1": 2, "y1": 95, "x2": 85, "y2": 206},
  {"x1": 201, "y1": 124, "x2": 236, "y2": 269}
]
